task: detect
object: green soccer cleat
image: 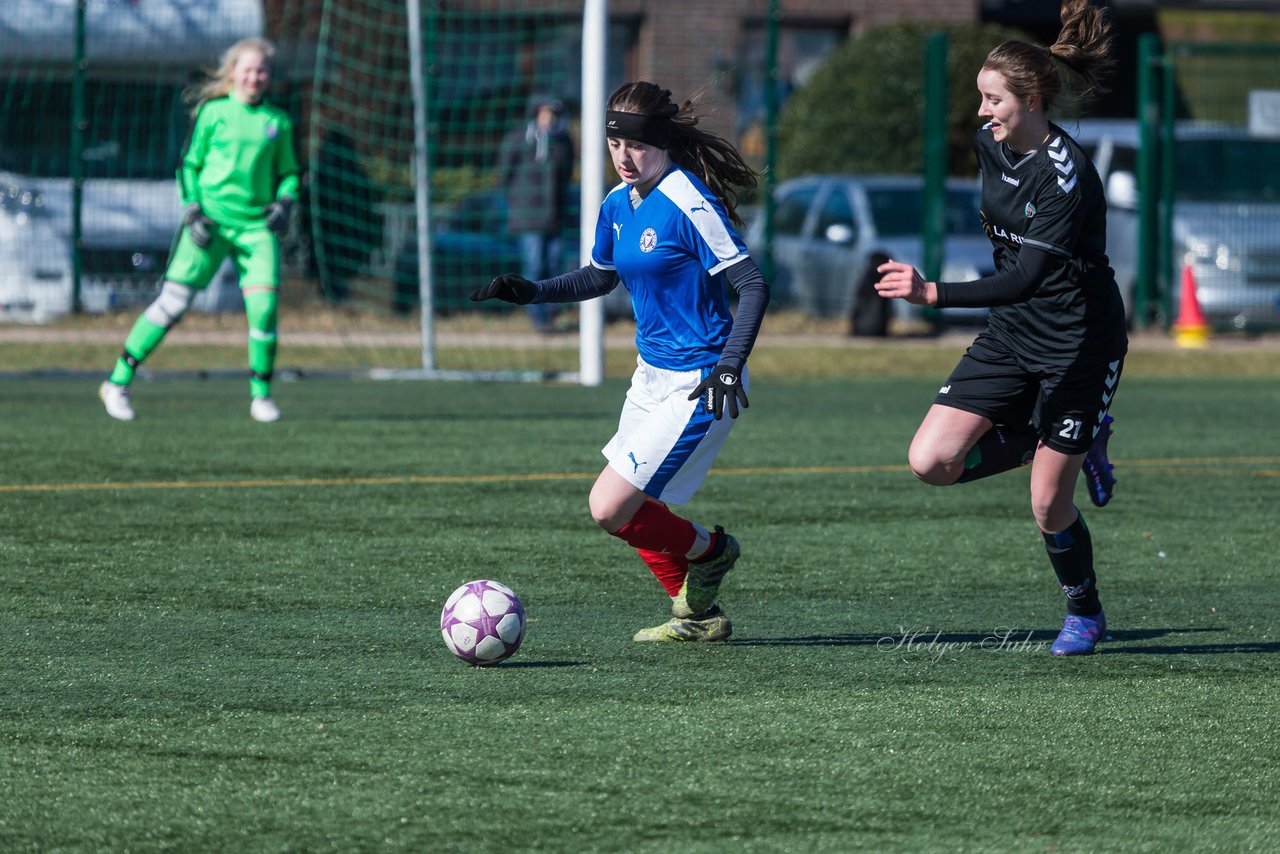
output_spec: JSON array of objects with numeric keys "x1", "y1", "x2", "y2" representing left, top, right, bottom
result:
[
  {"x1": 632, "y1": 605, "x2": 733, "y2": 643},
  {"x1": 672, "y1": 526, "x2": 740, "y2": 618}
]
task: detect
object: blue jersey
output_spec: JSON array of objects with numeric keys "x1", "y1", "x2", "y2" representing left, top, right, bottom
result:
[{"x1": 591, "y1": 166, "x2": 748, "y2": 371}]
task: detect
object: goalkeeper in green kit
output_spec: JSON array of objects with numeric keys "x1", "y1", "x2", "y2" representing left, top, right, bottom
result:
[{"x1": 99, "y1": 37, "x2": 299, "y2": 423}]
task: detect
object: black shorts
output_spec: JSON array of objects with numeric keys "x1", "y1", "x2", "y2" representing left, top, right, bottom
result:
[{"x1": 934, "y1": 333, "x2": 1125, "y2": 455}]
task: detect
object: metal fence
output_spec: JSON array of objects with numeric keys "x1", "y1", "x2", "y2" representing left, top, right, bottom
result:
[{"x1": 1132, "y1": 38, "x2": 1280, "y2": 331}]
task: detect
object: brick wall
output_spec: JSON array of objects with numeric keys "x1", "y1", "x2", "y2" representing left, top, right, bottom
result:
[
  {"x1": 606, "y1": 0, "x2": 978, "y2": 140},
  {"x1": 266, "y1": 0, "x2": 978, "y2": 148}
]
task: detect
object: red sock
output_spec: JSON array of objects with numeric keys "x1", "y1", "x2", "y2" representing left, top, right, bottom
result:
[
  {"x1": 612, "y1": 500, "x2": 698, "y2": 557},
  {"x1": 637, "y1": 548, "x2": 687, "y2": 597}
]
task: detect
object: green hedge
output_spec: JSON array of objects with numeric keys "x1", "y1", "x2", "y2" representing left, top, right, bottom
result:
[{"x1": 778, "y1": 20, "x2": 1033, "y2": 179}]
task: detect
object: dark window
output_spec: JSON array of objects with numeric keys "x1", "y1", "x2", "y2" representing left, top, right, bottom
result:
[
  {"x1": 814, "y1": 185, "x2": 855, "y2": 238},
  {"x1": 1175, "y1": 138, "x2": 1280, "y2": 202},
  {"x1": 773, "y1": 186, "x2": 817, "y2": 236},
  {"x1": 0, "y1": 77, "x2": 187, "y2": 179},
  {"x1": 865, "y1": 187, "x2": 982, "y2": 237}
]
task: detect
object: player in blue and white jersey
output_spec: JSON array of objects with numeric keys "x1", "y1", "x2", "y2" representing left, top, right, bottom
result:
[
  {"x1": 876, "y1": 0, "x2": 1124, "y2": 656},
  {"x1": 471, "y1": 81, "x2": 769, "y2": 642}
]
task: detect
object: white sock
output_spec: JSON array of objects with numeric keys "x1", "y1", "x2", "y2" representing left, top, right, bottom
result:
[{"x1": 685, "y1": 523, "x2": 711, "y2": 560}]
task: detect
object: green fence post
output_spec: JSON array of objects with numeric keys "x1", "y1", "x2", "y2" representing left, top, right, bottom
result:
[
  {"x1": 71, "y1": 0, "x2": 86, "y2": 314},
  {"x1": 1159, "y1": 45, "x2": 1178, "y2": 328},
  {"x1": 760, "y1": 0, "x2": 780, "y2": 289},
  {"x1": 921, "y1": 30, "x2": 948, "y2": 332},
  {"x1": 1135, "y1": 33, "x2": 1160, "y2": 330}
]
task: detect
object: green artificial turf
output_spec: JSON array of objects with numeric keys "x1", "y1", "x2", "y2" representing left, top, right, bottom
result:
[{"x1": 1, "y1": 368, "x2": 1276, "y2": 852}]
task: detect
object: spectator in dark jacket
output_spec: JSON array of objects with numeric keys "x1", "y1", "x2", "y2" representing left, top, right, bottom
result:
[{"x1": 496, "y1": 95, "x2": 575, "y2": 333}]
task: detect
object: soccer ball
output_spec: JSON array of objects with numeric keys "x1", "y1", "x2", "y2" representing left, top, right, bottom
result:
[{"x1": 440, "y1": 580, "x2": 526, "y2": 666}]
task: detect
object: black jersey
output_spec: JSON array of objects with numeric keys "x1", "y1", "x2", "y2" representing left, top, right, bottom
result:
[{"x1": 968, "y1": 122, "x2": 1126, "y2": 365}]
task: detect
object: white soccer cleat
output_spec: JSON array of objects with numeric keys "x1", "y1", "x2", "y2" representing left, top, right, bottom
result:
[
  {"x1": 250, "y1": 396, "x2": 282, "y2": 423},
  {"x1": 99, "y1": 381, "x2": 135, "y2": 421}
]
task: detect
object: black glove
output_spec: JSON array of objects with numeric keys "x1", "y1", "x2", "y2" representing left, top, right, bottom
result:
[
  {"x1": 265, "y1": 197, "x2": 293, "y2": 236},
  {"x1": 182, "y1": 203, "x2": 215, "y2": 249},
  {"x1": 470, "y1": 273, "x2": 536, "y2": 305},
  {"x1": 689, "y1": 364, "x2": 748, "y2": 420}
]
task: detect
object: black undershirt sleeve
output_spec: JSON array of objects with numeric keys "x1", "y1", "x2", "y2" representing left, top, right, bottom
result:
[
  {"x1": 718, "y1": 257, "x2": 771, "y2": 371},
  {"x1": 934, "y1": 245, "x2": 1056, "y2": 308},
  {"x1": 529, "y1": 264, "x2": 619, "y2": 304},
  {"x1": 527, "y1": 256, "x2": 769, "y2": 371}
]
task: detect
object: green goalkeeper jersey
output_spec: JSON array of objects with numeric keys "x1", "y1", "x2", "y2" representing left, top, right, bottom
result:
[{"x1": 179, "y1": 96, "x2": 300, "y2": 228}]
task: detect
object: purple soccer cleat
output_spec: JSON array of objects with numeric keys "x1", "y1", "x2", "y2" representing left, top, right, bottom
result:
[
  {"x1": 1082, "y1": 414, "x2": 1116, "y2": 507},
  {"x1": 1051, "y1": 610, "x2": 1107, "y2": 656}
]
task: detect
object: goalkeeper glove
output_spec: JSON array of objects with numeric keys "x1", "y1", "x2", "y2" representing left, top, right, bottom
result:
[
  {"x1": 689, "y1": 364, "x2": 748, "y2": 420},
  {"x1": 265, "y1": 197, "x2": 293, "y2": 236},
  {"x1": 182, "y1": 203, "x2": 215, "y2": 249},
  {"x1": 470, "y1": 273, "x2": 536, "y2": 305}
]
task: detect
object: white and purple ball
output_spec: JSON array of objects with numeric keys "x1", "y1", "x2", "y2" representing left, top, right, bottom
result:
[{"x1": 440, "y1": 580, "x2": 526, "y2": 666}]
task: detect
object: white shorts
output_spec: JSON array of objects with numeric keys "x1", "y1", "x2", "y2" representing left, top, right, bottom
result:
[{"x1": 601, "y1": 355, "x2": 747, "y2": 506}]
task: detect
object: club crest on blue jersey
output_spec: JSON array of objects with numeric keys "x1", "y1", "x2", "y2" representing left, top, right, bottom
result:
[
  {"x1": 639, "y1": 227, "x2": 658, "y2": 253},
  {"x1": 1025, "y1": 202, "x2": 1036, "y2": 218}
]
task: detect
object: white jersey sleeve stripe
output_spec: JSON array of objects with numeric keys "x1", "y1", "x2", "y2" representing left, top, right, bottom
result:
[
  {"x1": 658, "y1": 170, "x2": 743, "y2": 268},
  {"x1": 708, "y1": 253, "x2": 749, "y2": 276}
]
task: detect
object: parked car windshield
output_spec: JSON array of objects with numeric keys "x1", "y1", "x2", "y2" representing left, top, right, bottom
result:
[
  {"x1": 866, "y1": 187, "x2": 982, "y2": 237},
  {"x1": 1176, "y1": 137, "x2": 1280, "y2": 202}
]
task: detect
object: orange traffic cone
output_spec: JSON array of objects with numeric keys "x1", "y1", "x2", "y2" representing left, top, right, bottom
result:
[{"x1": 1173, "y1": 264, "x2": 1210, "y2": 349}]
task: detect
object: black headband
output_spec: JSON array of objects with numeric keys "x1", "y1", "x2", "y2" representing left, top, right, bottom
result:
[{"x1": 605, "y1": 110, "x2": 671, "y2": 149}]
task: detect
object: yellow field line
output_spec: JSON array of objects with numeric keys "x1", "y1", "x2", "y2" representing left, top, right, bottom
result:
[{"x1": 3, "y1": 457, "x2": 1278, "y2": 494}]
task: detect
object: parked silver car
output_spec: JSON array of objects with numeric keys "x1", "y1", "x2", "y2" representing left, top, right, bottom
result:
[
  {"x1": 745, "y1": 174, "x2": 995, "y2": 327},
  {"x1": 1073, "y1": 118, "x2": 1280, "y2": 329}
]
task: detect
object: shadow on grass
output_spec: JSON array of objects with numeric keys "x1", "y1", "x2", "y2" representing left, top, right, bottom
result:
[
  {"x1": 489, "y1": 660, "x2": 587, "y2": 668},
  {"x1": 332, "y1": 411, "x2": 604, "y2": 423},
  {"x1": 733, "y1": 626, "x2": 1278, "y2": 654}
]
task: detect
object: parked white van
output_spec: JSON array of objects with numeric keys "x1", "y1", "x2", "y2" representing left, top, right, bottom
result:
[{"x1": 0, "y1": 0, "x2": 263, "y2": 322}]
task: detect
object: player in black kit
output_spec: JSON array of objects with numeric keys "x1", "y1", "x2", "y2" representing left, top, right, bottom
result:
[{"x1": 876, "y1": 0, "x2": 1123, "y2": 656}]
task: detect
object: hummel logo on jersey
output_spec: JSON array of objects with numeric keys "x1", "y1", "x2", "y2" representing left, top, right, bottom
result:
[
  {"x1": 939, "y1": 384, "x2": 951, "y2": 394},
  {"x1": 612, "y1": 222, "x2": 622, "y2": 239},
  {"x1": 1048, "y1": 137, "x2": 1078, "y2": 193},
  {"x1": 1001, "y1": 173, "x2": 1020, "y2": 187},
  {"x1": 690, "y1": 201, "x2": 709, "y2": 214},
  {"x1": 628, "y1": 451, "x2": 646, "y2": 473}
]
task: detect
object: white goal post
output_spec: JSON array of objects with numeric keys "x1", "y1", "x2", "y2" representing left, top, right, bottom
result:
[{"x1": 369, "y1": 0, "x2": 609, "y2": 385}]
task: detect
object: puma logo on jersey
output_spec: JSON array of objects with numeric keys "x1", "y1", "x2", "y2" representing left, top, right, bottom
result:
[
  {"x1": 690, "y1": 201, "x2": 709, "y2": 214},
  {"x1": 628, "y1": 451, "x2": 646, "y2": 473},
  {"x1": 612, "y1": 222, "x2": 622, "y2": 239}
]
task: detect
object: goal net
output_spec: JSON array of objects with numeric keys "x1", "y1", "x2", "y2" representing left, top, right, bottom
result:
[
  {"x1": 283, "y1": 0, "x2": 616, "y2": 382},
  {"x1": 0, "y1": 0, "x2": 623, "y2": 383}
]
